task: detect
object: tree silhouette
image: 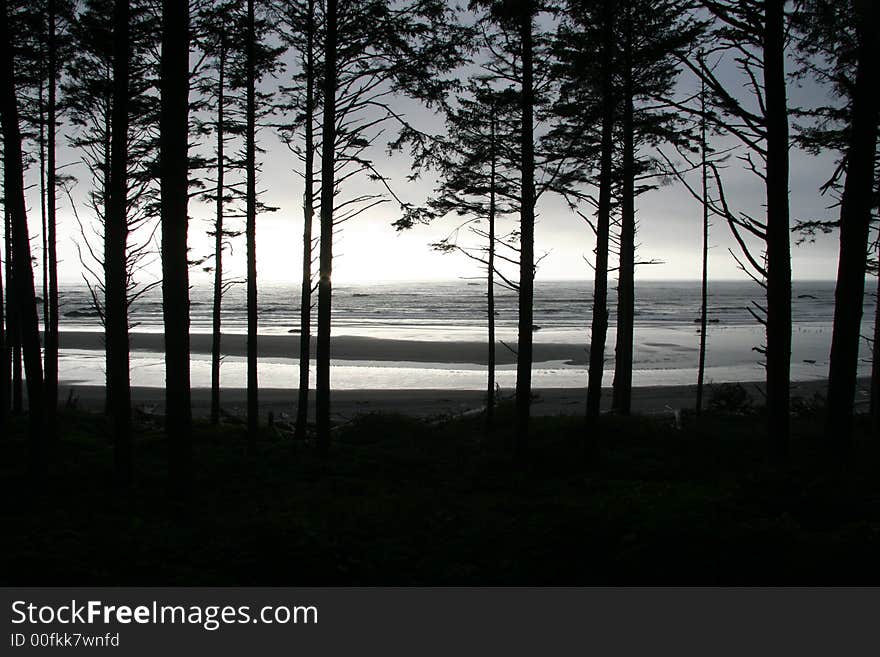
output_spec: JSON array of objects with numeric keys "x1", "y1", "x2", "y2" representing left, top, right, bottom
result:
[
  {"x1": 160, "y1": 0, "x2": 192, "y2": 493},
  {"x1": 409, "y1": 80, "x2": 521, "y2": 430},
  {"x1": 193, "y1": 0, "x2": 247, "y2": 426},
  {"x1": 554, "y1": 0, "x2": 618, "y2": 426},
  {"x1": 242, "y1": 0, "x2": 283, "y2": 443},
  {"x1": 106, "y1": 0, "x2": 133, "y2": 483},
  {"x1": 1, "y1": 0, "x2": 46, "y2": 472},
  {"x1": 683, "y1": 0, "x2": 795, "y2": 462},
  {"x1": 795, "y1": 0, "x2": 879, "y2": 455},
  {"x1": 275, "y1": 0, "x2": 321, "y2": 441},
  {"x1": 314, "y1": 0, "x2": 468, "y2": 452},
  {"x1": 65, "y1": 0, "x2": 160, "y2": 481}
]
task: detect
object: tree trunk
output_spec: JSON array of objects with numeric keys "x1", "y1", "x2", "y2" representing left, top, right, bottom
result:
[
  {"x1": 107, "y1": 0, "x2": 132, "y2": 484},
  {"x1": 696, "y1": 77, "x2": 709, "y2": 415},
  {"x1": 824, "y1": 0, "x2": 879, "y2": 454},
  {"x1": 487, "y1": 106, "x2": 497, "y2": 431},
  {"x1": 160, "y1": 0, "x2": 192, "y2": 493},
  {"x1": 39, "y1": 55, "x2": 48, "y2": 369},
  {"x1": 871, "y1": 247, "x2": 880, "y2": 439},
  {"x1": 1, "y1": 0, "x2": 46, "y2": 471},
  {"x1": 0, "y1": 213, "x2": 6, "y2": 431},
  {"x1": 245, "y1": 0, "x2": 258, "y2": 444},
  {"x1": 295, "y1": 0, "x2": 316, "y2": 441},
  {"x1": 763, "y1": 0, "x2": 791, "y2": 463},
  {"x1": 586, "y1": 3, "x2": 615, "y2": 423},
  {"x1": 7, "y1": 209, "x2": 21, "y2": 414},
  {"x1": 515, "y1": 6, "x2": 536, "y2": 456},
  {"x1": 612, "y1": 10, "x2": 635, "y2": 416},
  {"x1": 4, "y1": 209, "x2": 20, "y2": 415},
  {"x1": 45, "y1": 0, "x2": 59, "y2": 440},
  {"x1": 210, "y1": 43, "x2": 226, "y2": 427},
  {"x1": 316, "y1": 0, "x2": 337, "y2": 454}
]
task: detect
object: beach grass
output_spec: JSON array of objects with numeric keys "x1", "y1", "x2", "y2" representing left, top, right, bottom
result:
[{"x1": 2, "y1": 404, "x2": 879, "y2": 584}]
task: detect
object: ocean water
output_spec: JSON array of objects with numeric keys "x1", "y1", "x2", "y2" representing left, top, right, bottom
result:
[{"x1": 53, "y1": 279, "x2": 877, "y2": 390}]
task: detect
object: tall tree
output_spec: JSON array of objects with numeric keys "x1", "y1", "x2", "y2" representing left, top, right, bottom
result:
[
  {"x1": 314, "y1": 0, "x2": 467, "y2": 451},
  {"x1": 192, "y1": 0, "x2": 248, "y2": 426},
  {"x1": 245, "y1": 0, "x2": 258, "y2": 443},
  {"x1": 65, "y1": 0, "x2": 160, "y2": 434},
  {"x1": 474, "y1": 0, "x2": 556, "y2": 453},
  {"x1": 160, "y1": 0, "x2": 192, "y2": 492},
  {"x1": 0, "y1": 206, "x2": 7, "y2": 431},
  {"x1": 684, "y1": 0, "x2": 795, "y2": 461},
  {"x1": 316, "y1": 0, "x2": 336, "y2": 453},
  {"x1": 609, "y1": 0, "x2": 700, "y2": 415},
  {"x1": 515, "y1": 0, "x2": 536, "y2": 453},
  {"x1": 795, "y1": 0, "x2": 879, "y2": 454},
  {"x1": 407, "y1": 80, "x2": 521, "y2": 430},
  {"x1": 695, "y1": 74, "x2": 711, "y2": 414},
  {"x1": 276, "y1": 0, "x2": 320, "y2": 441},
  {"x1": 1, "y1": 0, "x2": 45, "y2": 471},
  {"x1": 106, "y1": 0, "x2": 132, "y2": 483}
]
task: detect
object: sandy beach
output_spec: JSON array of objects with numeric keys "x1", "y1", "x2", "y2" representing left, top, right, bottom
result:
[
  {"x1": 59, "y1": 330, "x2": 588, "y2": 365},
  {"x1": 58, "y1": 378, "x2": 859, "y2": 422}
]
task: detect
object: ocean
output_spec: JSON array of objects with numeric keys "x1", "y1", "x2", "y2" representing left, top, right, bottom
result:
[{"x1": 51, "y1": 279, "x2": 877, "y2": 391}]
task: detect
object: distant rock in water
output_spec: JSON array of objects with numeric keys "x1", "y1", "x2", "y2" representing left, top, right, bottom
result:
[
  {"x1": 352, "y1": 293, "x2": 370, "y2": 297},
  {"x1": 287, "y1": 328, "x2": 301, "y2": 334}
]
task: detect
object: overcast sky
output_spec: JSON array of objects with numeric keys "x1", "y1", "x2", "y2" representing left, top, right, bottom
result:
[{"x1": 25, "y1": 17, "x2": 847, "y2": 288}]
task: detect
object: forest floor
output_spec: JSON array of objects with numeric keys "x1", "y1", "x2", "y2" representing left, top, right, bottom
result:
[{"x1": 2, "y1": 400, "x2": 880, "y2": 584}]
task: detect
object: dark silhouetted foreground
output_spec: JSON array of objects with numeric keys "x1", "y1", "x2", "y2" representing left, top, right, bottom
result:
[{"x1": 3, "y1": 403, "x2": 880, "y2": 585}]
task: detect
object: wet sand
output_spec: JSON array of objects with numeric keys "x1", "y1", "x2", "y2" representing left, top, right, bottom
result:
[{"x1": 58, "y1": 330, "x2": 587, "y2": 366}]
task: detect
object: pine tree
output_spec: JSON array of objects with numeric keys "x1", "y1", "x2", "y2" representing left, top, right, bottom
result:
[
  {"x1": 407, "y1": 80, "x2": 521, "y2": 430},
  {"x1": 314, "y1": 0, "x2": 468, "y2": 452},
  {"x1": 160, "y1": 0, "x2": 192, "y2": 493},
  {"x1": 685, "y1": 0, "x2": 795, "y2": 462},
  {"x1": 193, "y1": 0, "x2": 247, "y2": 426},
  {"x1": 795, "y1": 0, "x2": 880, "y2": 454},
  {"x1": 276, "y1": 0, "x2": 321, "y2": 441},
  {"x1": 1, "y1": 0, "x2": 46, "y2": 472}
]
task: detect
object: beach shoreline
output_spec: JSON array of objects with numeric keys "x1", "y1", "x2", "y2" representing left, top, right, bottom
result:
[{"x1": 58, "y1": 378, "x2": 864, "y2": 421}]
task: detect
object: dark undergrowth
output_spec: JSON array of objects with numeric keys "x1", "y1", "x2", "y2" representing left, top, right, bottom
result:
[{"x1": 2, "y1": 402, "x2": 879, "y2": 584}]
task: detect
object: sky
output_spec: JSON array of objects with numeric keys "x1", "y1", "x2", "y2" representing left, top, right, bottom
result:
[{"x1": 21, "y1": 12, "x2": 848, "y2": 289}]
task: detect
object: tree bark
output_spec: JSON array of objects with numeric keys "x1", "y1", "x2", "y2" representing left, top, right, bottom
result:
[
  {"x1": 210, "y1": 41, "x2": 226, "y2": 426},
  {"x1": 763, "y1": 0, "x2": 791, "y2": 463},
  {"x1": 107, "y1": 0, "x2": 132, "y2": 484},
  {"x1": 7, "y1": 209, "x2": 21, "y2": 414},
  {"x1": 871, "y1": 248, "x2": 880, "y2": 439},
  {"x1": 825, "y1": 0, "x2": 879, "y2": 453},
  {"x1": 696, "y1": 76, "x2": 709, "y2": 415},
  {"x1": 45, "y1": 0, "x2": 59, "y2": 440},
  {"x1": 1, "y1": 0, "x2": 46, "y2": 471},
  {"x1": 245, "y1": 0, "x2": 258, "y2": 444},
  {"x1": 160, "y1": 0, "x2": 192, "y2": 493},
  {"x1": 316, "y1": 0, "x2": 337, "y2": 454},
  {"x1": 295, "y1": 0, "x2": 316, "y2": 441},
  {"x1": 515, "y1": 6, "x2": 536, "y2": 456},
  {"x1": 487, "y1": 105, "x2": 497, "y2": 431},
  {"x1": 612, "y1": 8, "x2": 635, "y2": 416},
  {"x1": 0, "y1": 209, "x2": 6, "y2": 431},
  {"x1": 586, "y1": 2, "x2": 615, "y2": 423},
  {"x1": 3, "y1": 209, "x2": 19, "y2": 415}
]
